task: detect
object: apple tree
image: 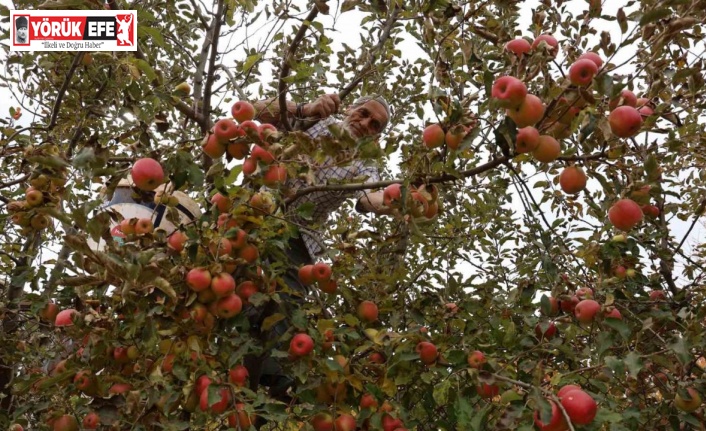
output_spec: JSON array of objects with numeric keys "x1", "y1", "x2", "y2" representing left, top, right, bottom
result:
[{"x1": 1, "y1": 0, "x2": 706, "y2": 430}]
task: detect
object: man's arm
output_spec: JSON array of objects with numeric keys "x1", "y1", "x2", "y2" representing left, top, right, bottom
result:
[
  {"x1": 254, "y1": 94, "x2": 341, "y2": 130},
  {"x1": 355, "y1": 190, "x2": 395, "y2": 216}
]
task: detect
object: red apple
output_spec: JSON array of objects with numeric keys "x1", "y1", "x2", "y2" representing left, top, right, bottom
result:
[
  {"x1": 199, "y1": 385, "x2": 231, "y2": 414},
  {"x1": 319, "y1": 278, "x2": 338, "y2": 294},
  {"x1": 532, "y1": 135, "x2": 561, "y2": 163},
  {"x1": 423, "y1": 124, "x2": 445, "y2": 148},
  {"x1": 39, "y1": 302, "x2": 60, "y2": 322},
  {"x1": 558, "y1": 384, "x2": 582, "y2": 398},
  {"x1": 289, "y1": 333, "x2": 314, "y2": 357},
  {"x1": 533, "y1": 400, "x2": 568, "y2": 431},
  {"x1": 82, "y1": 412, "x2": 100, "y2": 429},
  {"x1": 231, "y1": 100, "x2": 256, "y2": 123},
  {"x1": 210, "y1": 272, "x2": 236, "y2": 297},
  {"x1": 569, "y1": 58, "x2": 598, "y2": 86},
  {"x1": 515, "y1": 126, "x2": 540, "y2": 153},
  {"x1": 560, "y1": 296, "x2": 579, "y2": 313},
  {"x1": 608, "y1": 199, "x2": 643, "y2": 231},
  {"x1": 214, "y1": 118, "x2": 241, "y2": 142},
  {"x1": 649, "y1": 290, "x2": 666, "y2": 301},
  {"x1": 131, "y1": 158, "x2": 164, "y2": 191},
  {"x1": 675, "y1": 387, "x2": 702, "y2": 412},
  {"x1": 416, "y1": 341, "x2": 438, "y2": 365},
  {"x1": 604, "y1": 307, "x2": 622, "y2": 320},
  {"x1": 26, "y1": 188, "x2": 44, "y2": 207},
  {"x1": 609, "y1": 89, "x2": 638, "y2": 111},
  {"x1": 210, "y1": 192, "x2": 231, "y2": 213},
  {"x1": 491, "y1": 76, "x2": 528, "y2": 109},
  {"x1": 561, "y1": 389, "x2": 598, "y2": 425},
  {"x1": 477, "y1": 383, "x2": 500, "y2": 399},
  {"x1": 505, "y1": 38, "x2": 532, "y2": 55},
  {"x1": 52, "y1": 415, "x2": 79, "y2": 431},
  {"x1": 186, "y1": 268, "x2": 212, "y2": 292},
  {"x1": 215, "y1": 294, "x2": 243, "y2": 318},
  {"x1": 360, "y1": 393, "x2": 379, "y2": 410},
  {"x1": 251, "y1": 144, "x2": 274, "y2": 164},
  {"x1": 575, "y1": 287, "x2": 594, "y2": 300},
  {"x1": 642, "y1": 204, "x2": 660, "y2": 217},
  {"x1": 263, "y1": 164, "x2": 287, "y2": 187},
  {"x1": 227, "y1": 142, "x2": 250, "y2": 159},
  {"x1": 507, "y1": 94, "x2": 545, "y2": 127},
  {"x1": 535, "y1": 322, "x2": 557, "y2": 339},
  {"x1": 312, "y1": 262, "x2": 332, "y2": 282},
  {"x1": 609, "y1": 106, "x2": 643, "y2": 138},
  {"x1": 381, "y1": 414, "x2": 404, "y2": 431},
  {"x1": 334, "y1": 413, "x2": 356, "y2": 431},
  {"x1": 298, "y1": 265, "x2": 315, "y2": 285},
  {"x1": 195, "y1": 375, "x2": 212, "y2": 396},
  {"x1": 559, "y1": 166, "x2": 587, "y2": 194},
  {"x1": 228, "y1": 229, "x2": 248, "y2": 250},
  {"x1": 259, "y1": 123, "x2": 278, "y2": 140},
  {"x1": 228, "y1": 365, "x2": 249, "y2": 387},
  {"x1": 531, "y1": 34, "x2": 559, "y2": 56},
  {"x1": 357, "y1": 300, "x2": 379, "y2": 323},
  {"x1": 227, "y1": 403, "x2": 256, "y2": 429},
  {"x1": 383, "y1": 183, "x2": 403, "y2": 206},
  {"x1": 238, "y1": 244, "x2": 259, "y2": 263},
  {"x1": 467, "y1": 350, "x2": 486, "y2": 368},
  {"x1": 575, "y1": 299, "x2": 601, "y2": 324},
  {"x1": 578, "y1": 51, "x2": 603, "y2": 68},
  {"x1": 73, "y1": 370, "x2": 95, "y2": 392},
  {"x1": 55, "y1": 309, "x2": 78, "y2": 326},
  {"x1": 311, "y1": 413, "x2": 334, "y2": 431},
  {"x1": 134, "y1": 218, "x2": 153, "y2": 234},
  {"x1": 167, "y1": 230, "x2": 188, "y2": 252},
  {"x1": 445, "y1": 125, "x2": 468, "y2": 150},
  {"x1": 242, "y1": 157, "x2": 257, "y2": 176},
  {"x1": 201, "y1": 133, "x2": 226, "y2": 159}
]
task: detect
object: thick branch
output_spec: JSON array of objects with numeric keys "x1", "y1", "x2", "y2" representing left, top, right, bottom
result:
[
  {"x1": 48, "y1": 52, "x2": 83, "y2": 130},
  {"x1": 203, "y1": 0, "x2": 225, "y2": 130},
  {"x1": 278, "y1": 7, "x2": 320, "y2": 131},
  {"x1": 338, "y1": 7, "x2": 401, "y2": 101},
  {"x1": 284, "y1": 156, "x2": 507, "y2": 205}
]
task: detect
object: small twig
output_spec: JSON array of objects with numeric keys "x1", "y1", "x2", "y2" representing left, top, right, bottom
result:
[
  {"x1": 278, "y1": 7, "x2": 320, "y2": 131},
  {"x1": 0, "y1": 173, "x2": 30, "y2": 190},
  {"x1": 48, "y1": 53, "x2": 84, "y2": 130}
]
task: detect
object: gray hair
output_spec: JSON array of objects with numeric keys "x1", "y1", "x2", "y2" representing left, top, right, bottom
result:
[{"x1": 350, "y1": 94, "x2": 391, "y2": 129}]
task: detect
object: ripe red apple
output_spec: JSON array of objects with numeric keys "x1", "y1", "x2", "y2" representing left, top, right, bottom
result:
[
  {"x1": 532, "y1": 135, "x2": 561, "y2": 163},
  {"x1": 227, "y1": 403, "x2": 256, "y2": 429},
  {"x1": 199, "y1": 385, "x2": 231, "y2": 414},
  {"x1": 467, "y1": 350, "x2": 486, "y2": 368},
  {"x1": 608, "y1": 199, "x2": 643, "y2": 231},
  {"x1": 569, "y1": 58, "x2": 598, "y2": 86},
  {"x1": 236, "y1": 280, "x2": 258, "y2": 303},
  {"x1": 251, "y1": 144, "x2": 275, "y2": 164},
  {"x1": 507, "y1": 94, "x2": 545, "y2": 127},
  {"x1": 319, "y1": 278, "x2": 338, "y2": 294},
  {"x1": 39, "y1": 302, "x2": 60, "y2": 322},
  {"x1": 542, "y1": 296, "x2": 560, "y2": 316},
  {"x1": 360, "y1": 393, "x2": 379, "y2": 410},
  {"x1": 604, "y1": 307, "x2": 622, "y2": 320},
  {"x1": 561, "y1": 389, "x2": 598, "y2": 425},
  {"x1": 575, "y1": 299, "x2": 601, "y2": 324},
  {"x1": 259, "y1": 123, "x2": 278, "y2": 140},
  {"x1": 134, "y1": 218, "x2": 154, "y2": 234},
  {"x1": 231, "y1": 100, "x2": 256, "y2": 123},
  {"x1": 215, "y1": 294, "x2": 243, "y2": 318},
  {"x1": 381, "y1": 414, "x2": 404, "y2": 431},
  {"x1": 531, "y1": 34, "x2": 559, "y2": 56},
  {"x1": 209, "y1": 238, "x2": 232, "y2": 257},
  {"x1": 357, "y1": 300, "x2": 379, "y2": 323},
  {"x1": 559, "y1": 166, "x2": 587, "y2": 194},
  {"x1": 195, "y1": 375, "x2": 212, "y2": 396},
  {"x1": 505, "y1": 38, "x2": 531, "y2": 55},
  {"x1": 167, "y1": 230, "x2": 187, "y2": 252},
  {"x1": 228, "y1": 365, "x2": 249, "y2": 387},
  {"x1": 227, "y1": 142, "x2": 249, "y2": 159},
  {"x1": 609, "y1": 106, "x2": 643, "y2": 138},
  {"x1": 477, "y1": 383, "x2": 500, "y2": 399},
  {"x1": 383, "y1": 183, "x2": 403, "y2": 206},
  {"x1": 535, "y1": 322, "x2": 557, "y2": 339},
  {"x1": 369, "y1": 352, "x2": 385, "y2": 364},
  {"x1": 131, "y1": 158, "x2": 164, "y2": 191},
  {"x1": 311, "y1": 413, "x2": 334, "y2": 431},
  {"x1": 675, "y1": 387, "x2": 702, "y2": 412},
  {"x1": 242, "y1": 157, "x2": 257, "y2": 175},
  {"x1": 491, "y1": 76, "x2": 528, "y2": 109},
  {"x1": 289, "y1": 333, "x2": 314, "y2": 357},
  {"x1": 73, "y1": 370, "x2": 95, "y2": 392},
  {"x1": 228, "y1": 229, "x2": 248, "y2": 250},
  {"x1": 239, "y1": 120, "x2": 260, "y2": 137},
  {"x1": 649, "y1": 290, "x2": 666, "y2": 301},
  {"x1": 560, "y1": 296, "x2": 579, "y2": 313},
  {"x1": 558, "y1": 384, "x2": 582, "y2": 398},
  {"x1": 214, "y1": 118, "x2": 241, "y2": 142},
  {"x1": 238, "y1": 244, "x2": 259, "y2": 263},
  {"x1": 423, "y1": 124, "x2": 445, "y2": 148},
  {"x1": 108, "y1": 383, "x2": 132, "y2": 394},
  {"x1": 186, "y1": 268, "x2": 212, "y2": 292},
  {"x1": 312, "y1": 262, "x2": 332, "y2": 282},
  {"x1": 578, "y1": 51, "x2": 603, "y2": 68},
  {"x1": 575, "y1": 287, "x2": 594, "y2": 300},
  {"x1": 263, "y1": 164, "x2": 288, "y2": 187},
  {"x1": 201, "y1": 133, "x2": 226, "y2": 158},
  {"x1": 52, "y1": 415, "x2": 79, "y2": 431},
  {"x1": 416, "y1": 341, "x2": 438, "y2": 365},
  {"x1": 641, "y1": 204, "x2": 660, "y2": 217},
  {"x1": 445, "y1": 125, "x2": 468, "y2": 150},
  {"x1": 55, "y1": 309, "x2": 78, "y2": 326},
  {"x1": 210, "y1": 192, "x2": 231, "y2": 213},
  {"x1": 8, "y1": 424, "x2": 23, "y2": 431},
  {"x1": 82, "y1": 412, "x2": 100, "y2": 429},
  {"x1": 210, "y1": 272, "x2": 236, "y2": 297},
  {"x1": 609, "y1": 89, "x2": 638, "y2": 111},
  {"x1": 334, "y1": 413, "x2": 356, "y2": 431},
  {"x1": 515, "y1": 126, "x2": 540, "y2": 153},
  {"x1": 533, "y1": 400, "x2": 568, "y2": 431},
  {"x1": 298, "y1": 264, "x2": 315, "y2": 285}
]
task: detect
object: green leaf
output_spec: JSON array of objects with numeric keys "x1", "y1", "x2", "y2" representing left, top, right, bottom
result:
[
  {"x1": 639, "y1": 9, "x2": 671, "y2": 26},
  {"x1": 296, "y1": 202, "x2": 315, "y2": 221},
  {"x1": 139, "y1": 26, "x2": 166, "y2": 48},
  {"x1": 603, "y1": 317, "x2": 632, "y2": 340},
  {"x1": 131, "y1": 59, "x2": 157, "y2": 81},
  {"x1": 624, "y1": 351, "x2": 643, "y2": 378},
  {"x1": 433, "y1": 378, "x2": 452, "y2": 405},
  {"x1": 243, "y1": 53, "x2": 262, "y2": 72}
]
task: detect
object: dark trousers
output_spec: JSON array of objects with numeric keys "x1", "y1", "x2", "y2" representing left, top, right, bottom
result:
[{"x1": 245, "y1": 235, "x2": 312, "y2": 415}]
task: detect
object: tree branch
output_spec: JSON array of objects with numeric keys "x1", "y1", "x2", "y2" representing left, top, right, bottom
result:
[
  {"x1": 203, "y1": 0, "x2": 225, "y2": 130},
  {"x1": 48, "y1": 52, "x2": 83, "y2": 130},
  {"x1": 338, "y1": 7, "x2": 401, "y2": 101},
  {"x1": 278, "y1": 7, "x2": 320, "y2": 131}
]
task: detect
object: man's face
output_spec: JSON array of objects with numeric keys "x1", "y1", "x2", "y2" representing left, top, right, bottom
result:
[
  {"x1": 17, "y1": 26, "x2": 28, "y2": 40},
  {"x1": 341, "y1": 100, "x2": 388, "y2": 139}
]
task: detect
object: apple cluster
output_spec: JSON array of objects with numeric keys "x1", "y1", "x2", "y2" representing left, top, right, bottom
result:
[
  {"x1": 382, "y1": 183, "x2": 440, "y2": 221},
  {"x1": 299, "y1": 261, "x2": 337, "y2": 294},
  {"x1": 7, "y1": 144, "x2": 68, "y2": 235}
]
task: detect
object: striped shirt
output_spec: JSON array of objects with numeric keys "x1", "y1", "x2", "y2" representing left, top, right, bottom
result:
[{"x1": 287, "y1": 117, "x2": 381, "y2": 258}]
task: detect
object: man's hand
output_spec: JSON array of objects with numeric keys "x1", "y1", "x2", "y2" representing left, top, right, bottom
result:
[{"x1": 302, "y1": 94, "x2": 341, "y2": 119}]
